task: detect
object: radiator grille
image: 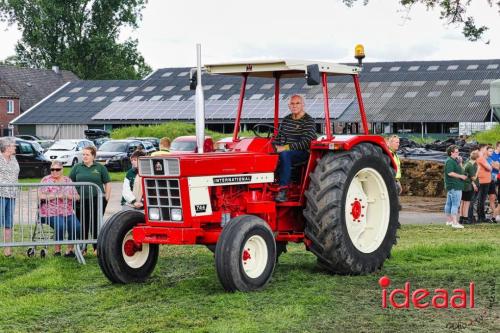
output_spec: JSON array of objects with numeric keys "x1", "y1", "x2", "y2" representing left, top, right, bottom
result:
[
  {"x1": 139, "y1": 158, "x2": 180, "y2": 176},
  {"x1": 144, "y1": 178, "x2": 182, "y2": 221}
]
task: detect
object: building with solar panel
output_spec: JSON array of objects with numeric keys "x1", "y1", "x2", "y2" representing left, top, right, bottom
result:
[{"x1": 10, "y1": 59, "x2": 500, "y2": 139}]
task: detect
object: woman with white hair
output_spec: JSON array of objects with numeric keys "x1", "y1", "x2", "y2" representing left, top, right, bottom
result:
[
  {"x1": 0, "y1": 137, "x2": 20, "y2": 257},
  {"x1": 39, "y1": 160, "x2": 81, "y2": 257}
]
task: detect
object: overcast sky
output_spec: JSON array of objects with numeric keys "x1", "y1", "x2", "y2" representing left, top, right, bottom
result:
[{"x1": 1, "y1": 0, "x2": 499, "y2": 69}]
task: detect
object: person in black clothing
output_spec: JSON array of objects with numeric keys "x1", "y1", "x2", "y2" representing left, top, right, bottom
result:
[{"x1": 274, "y1": 95, "x2": 317, "y2": 202}]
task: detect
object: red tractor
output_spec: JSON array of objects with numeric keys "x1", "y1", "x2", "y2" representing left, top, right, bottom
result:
[{"x1": 97, "y1": 48, "x2": 399, "y2": 292}]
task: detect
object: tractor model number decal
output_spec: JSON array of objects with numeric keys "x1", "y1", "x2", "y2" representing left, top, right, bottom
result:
[
  {"x1": 195, "y1": 204, "x2": 207, "y2": 213},
  {"x1": 213, "y1": 176, "x2": 252, "y2": 184}
]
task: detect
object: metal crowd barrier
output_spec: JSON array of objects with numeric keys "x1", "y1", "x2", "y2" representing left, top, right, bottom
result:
[{"x1": 0, "y1": 182, "x2": 103, "y2": 264}]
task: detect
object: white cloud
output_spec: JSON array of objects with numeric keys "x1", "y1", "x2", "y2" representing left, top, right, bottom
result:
[{"x1": 1, "y1": 0, "x2": 499, "y2": 69}]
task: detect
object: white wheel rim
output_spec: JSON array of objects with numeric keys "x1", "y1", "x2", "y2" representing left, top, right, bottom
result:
[
  {"x1": 122, "y1": 230, "x2": 150, "y2": 269},
  {"x1": 344, "y1": 167, "x2": 390, "y2": 253},
  {"x1": 241, "y1": 235, "x2": 268, "y2": 279}
]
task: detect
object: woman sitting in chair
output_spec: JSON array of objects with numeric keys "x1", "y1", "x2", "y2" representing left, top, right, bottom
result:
[{"x1": 39, "y1": 160, "x2": 81, "y2": 257}]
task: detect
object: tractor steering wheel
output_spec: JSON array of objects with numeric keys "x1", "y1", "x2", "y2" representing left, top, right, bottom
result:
[{"x1": 252, "y1": 124, "x2": 276, "y2": 139}]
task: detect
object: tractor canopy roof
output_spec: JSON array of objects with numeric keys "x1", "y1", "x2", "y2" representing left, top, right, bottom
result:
[{"x1": 203, "y1": 59, "x2": 361, "y2": 78}]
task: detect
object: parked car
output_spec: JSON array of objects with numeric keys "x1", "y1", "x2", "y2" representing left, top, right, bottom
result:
[
  {"x1": 37, "y1": 140, "x2": 55, "y2": 152},
  {"x1": 128, "y1": 137, "x2": 160, "y2": 150},
  {"x1": 140, "y1": 141, "x2": 157, "y2": 154},
  {"x1": 44, "y1": 139, "x2": 95, "y2": 166},
  {"x1": 94, "y1": 137, "x2": 110, "y2": 149},
  {"x1": 96, "y1": 139, "x2": 144, "y2": 171},
  {"x1": 16, "y1": 134, "x2": 41, "y2": 141},
  {"x1": 15, "y1": 138, "x2": 51, "y2": 178},
  {"x1": 15, "y1": 135, "x2": 55, "y2": 152},
  {"x1": 170, "y1": 136, "x2": 214, "y2": 153}
]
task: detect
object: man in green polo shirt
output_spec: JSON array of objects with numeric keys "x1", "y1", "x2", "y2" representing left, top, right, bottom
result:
[{"x1": 444, "y1": 145, "x2": 467, "y2": 229}]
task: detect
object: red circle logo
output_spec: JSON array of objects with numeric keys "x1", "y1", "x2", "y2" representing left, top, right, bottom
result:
[{"x1": 379, "y1": 276, "x2": 391, "y2": 288}]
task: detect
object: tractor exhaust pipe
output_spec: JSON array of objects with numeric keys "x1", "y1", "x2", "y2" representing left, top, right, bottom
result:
[{"x1": 195, "y1": 44, "x2": 205, "y2": 154}]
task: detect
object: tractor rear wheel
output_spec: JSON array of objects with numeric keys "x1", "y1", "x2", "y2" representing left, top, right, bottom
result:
[
  {"x1": 97, "y1": 210, "x2": 159, "y2": 283},
  {"x1": 304, "y1": 143, "x2": 399, "y2": 274},
  {"x1": 215, "y1": 215, "x2": 276, "y2": 292}
]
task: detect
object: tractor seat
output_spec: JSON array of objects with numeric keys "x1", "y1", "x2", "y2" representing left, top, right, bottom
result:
[{"x1": 291, "y1": 160, "x2": 308, "y2": 182}]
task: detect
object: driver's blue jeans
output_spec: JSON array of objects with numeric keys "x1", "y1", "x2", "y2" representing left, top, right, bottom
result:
[{"x1": 277, "y1": 150, "x2": 309, "y2": 186}]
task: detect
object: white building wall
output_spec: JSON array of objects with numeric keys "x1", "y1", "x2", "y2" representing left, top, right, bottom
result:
[
  {"x1": 36, "y1": 124, "x2": 88, "y2": 139},
  {"x1": 459, "y1": 122, "x2": 496, "y2": 136}
]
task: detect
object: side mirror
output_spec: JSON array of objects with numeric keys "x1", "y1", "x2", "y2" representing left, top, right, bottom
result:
[
  {"x1": 189, "y1": 69, "x2": 197, "y2": 90},
  {"x1": 305, "y1": 64, "x2": 320, "y2": 86}
]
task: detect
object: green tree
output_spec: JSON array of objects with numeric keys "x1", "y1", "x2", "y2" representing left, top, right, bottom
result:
[
  {"x1": 0, "y1": 0, "x2": 152, "y2": 79},
  {"x1": 342, "y1": 0, "x2": 496, "y2": 42}
]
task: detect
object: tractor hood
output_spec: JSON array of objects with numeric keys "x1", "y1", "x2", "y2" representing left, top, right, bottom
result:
[{"x1": 138, "y1": 152, "x2": 278, "y2": 178}]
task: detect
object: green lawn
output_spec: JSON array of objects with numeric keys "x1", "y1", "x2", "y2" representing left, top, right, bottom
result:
[
  {"x1": 19, "y1": 167, "x2": 126, "y2": 183},
  {"x1": 0, "y1": 225, "x2": 499, "y2": 332}
]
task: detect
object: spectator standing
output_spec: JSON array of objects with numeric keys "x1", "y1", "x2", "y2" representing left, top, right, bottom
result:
[
  {"x1": 151, "y1": 137, "x2": 171, "y2": 156},
  {"x1": 459, "y1": 151, "x2": 478, "y2": 224},
  {"x1": 476, "y1": 144, "x2": 493, "y2": 223},
  {"x1": 486, "y1": 146, "x2": 499, "y2": 221},
  {"x1": 0, "y1": 137, "x2": 19, "y2": 257},
  {"x1": 121, "y1": 150, "x2": 146, "y2": 210},
  {"x1": 39, "y1": 160, "x2": 81, "y2": 256},
  {"x1": 69, "y1": 146, "x2": 111, "y2": 254},
  {"x1": 443, "y1": 145, "x2": 466, "y2": 229},
  {"x1": 491, "y1": 141, "x2": 500, "y2": 208},
  {"x1": 387, "y1": 135, "x2": 402, "y2": 195}
]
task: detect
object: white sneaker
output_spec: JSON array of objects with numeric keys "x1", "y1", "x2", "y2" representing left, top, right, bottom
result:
[
  {"x1": 446, "y1": 221, "x2": 453, "y2": 226},
  {"x1": 496, "y1": 215, "x2": 500, "y2": 223},
  {"x1": 451, "y1": 223, "x2": 464, "y2": 229}
]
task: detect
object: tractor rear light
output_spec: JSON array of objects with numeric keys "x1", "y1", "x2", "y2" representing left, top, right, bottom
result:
[
  {"x1": 149, "y1": 208, "x2": 161, "y2": 220},
  {"x1": 171, "y1": 208, "x2": 183, "y2": 221}
]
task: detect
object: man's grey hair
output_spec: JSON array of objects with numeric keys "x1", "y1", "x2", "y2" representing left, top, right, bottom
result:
[
  {"x1": 0, "y1": 137, "x2": 16, "y2": 153},
  {"x1": 289, "y1": 94, "x2": 305, "y2": 106}
]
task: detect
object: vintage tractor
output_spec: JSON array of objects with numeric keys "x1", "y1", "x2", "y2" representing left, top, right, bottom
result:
[{"x1": 97, "y1": 46, "x2": 399, "y2": 292}]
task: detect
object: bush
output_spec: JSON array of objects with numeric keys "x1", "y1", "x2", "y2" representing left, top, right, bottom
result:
[
  {"x1": 473, "y1": 124, "x2": 500, "y2": 145},
  {"x1": 110, "y1": 122, "x2": 256, "y2": 142}
]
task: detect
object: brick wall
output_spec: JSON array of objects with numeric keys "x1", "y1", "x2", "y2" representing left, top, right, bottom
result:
[{"x1": 0, "y1": 97, "x2": 20, "y2": 136}]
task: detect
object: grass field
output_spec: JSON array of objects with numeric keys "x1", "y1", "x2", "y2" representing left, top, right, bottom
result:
[{"x1": 0, "y1": 225, "x2": 499, "y2": 333}]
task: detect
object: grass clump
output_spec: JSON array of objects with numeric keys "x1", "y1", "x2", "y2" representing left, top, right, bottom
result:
[{"x1": 473, "y1": 124, "x2": 500, "y2": 145}]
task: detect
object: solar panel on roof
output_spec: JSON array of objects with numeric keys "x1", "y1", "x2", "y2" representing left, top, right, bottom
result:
[{"x1": 92, "y1": 98, "x2": 354, "y2": 121}]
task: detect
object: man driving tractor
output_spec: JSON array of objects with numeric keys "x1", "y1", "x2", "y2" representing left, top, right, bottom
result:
[{"x1": 274, "y1": 94, "x2": 317, "y2": 202}]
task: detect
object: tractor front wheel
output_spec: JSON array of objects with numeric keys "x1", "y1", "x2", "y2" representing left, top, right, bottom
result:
[
  {"x1": 304, "y1": 143, "x2": 399, "y2": 274},
  {"x1": 97, "y1": 210, "x2": 159, "y2": 283},
  {"x1": 215, "y1": 215, "x2": 276, "y2": 292}
]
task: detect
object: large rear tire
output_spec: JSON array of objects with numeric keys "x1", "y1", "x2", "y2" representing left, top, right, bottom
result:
[
  {"x1": 304, "y1": 143, "x2": 399, "y2": 274},
  {"x1": 97, "y1": 210, "x2": 159, "y2": 283},
  {"x1": 215, "y1": 215, "x2": 276, "y2": 292}
]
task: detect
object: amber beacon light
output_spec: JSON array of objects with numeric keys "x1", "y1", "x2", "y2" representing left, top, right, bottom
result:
[{"x1": 354, "y1": 44, "x2": 365, "y2": 66}]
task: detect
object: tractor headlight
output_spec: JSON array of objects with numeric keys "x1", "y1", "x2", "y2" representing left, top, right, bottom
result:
[
  {"x1": 149, "y1": 208, "x2": 160, "y2": 220},
  {"x1": 171, "y1": 208, "x2": 182, "y2": 221}
]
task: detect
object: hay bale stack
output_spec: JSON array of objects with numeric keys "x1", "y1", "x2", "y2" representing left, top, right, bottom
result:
[{"x1": 400, "y1": 159, "x2": 445, "y2": 197}]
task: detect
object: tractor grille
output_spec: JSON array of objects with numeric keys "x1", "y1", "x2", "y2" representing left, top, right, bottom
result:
[
  {"x1": 144, "y1": 178, "x2": 182, "y2": 221},
  {"x1": 139, "y1": 158, "x2": 180, "y2": 176}
]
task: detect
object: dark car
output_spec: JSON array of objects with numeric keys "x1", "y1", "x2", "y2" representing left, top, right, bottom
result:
[
  {"x1": 128, "y1": 137, "x2": 160, "y2": 150},
  {"x1": 15, "y1": 138, "x2": 51, "y2": 178},
  {"x1": 170, "y1": 136, "x2": 214, "y2": 153},
  {"x1": 96, "y1": 140, "x2": 144, "y2": 171}
]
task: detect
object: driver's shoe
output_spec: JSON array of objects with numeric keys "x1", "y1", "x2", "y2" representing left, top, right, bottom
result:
[{"x1": 275, "y1": 189, "x2": 287, "y2": 203}]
